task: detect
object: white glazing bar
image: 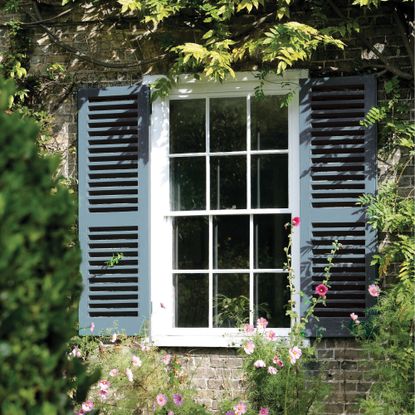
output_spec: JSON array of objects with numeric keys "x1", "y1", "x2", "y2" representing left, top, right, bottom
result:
[
  {"x1": 172, "y1": 269, "x2": 210, "y2": 274},
  {"x1": 167, "y1": 208, "x2": 292, "y2": 217},
  {"x1": 247, "y1": 94, "x2": 251, "y2": 209},
  {"x1": 169, "y1": 149, "x2": 288, "y2": 158},
  {"x1": 207, "y1": 97, "x2": 213, "y2": 329},
  {"x1": 249, "y1": 214, "x2": 254, "y2": 325}
]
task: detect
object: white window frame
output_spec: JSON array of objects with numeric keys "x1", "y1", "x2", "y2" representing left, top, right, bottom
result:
[{"x1": 145, "y1": 71, "x2": 307, "y2": 347}]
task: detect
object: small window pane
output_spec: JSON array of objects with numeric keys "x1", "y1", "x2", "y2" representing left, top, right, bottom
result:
[
  {"x1": 255, "y1": 273, "x2": 290, "y2": 328},
  {"x1": 252, "y1": 154, "x2": 288, "y2": 208},
  {"x1": 254, "y1": 214, "x2": 290, "y2": 269},
  {"x1": 175, "y1": 274, "x2": 208, "y2": 327},
  {"x1": 211, "y1": 156, "x2": 246, "y2": 209},
  {"x1": 171, "y1": 157, "x2": 205, "y2": 210},
  {"x1": 210, "y1": 98, "x2": 246, "y2": 152},
  {"x1": 213, "y1": 274, "x2": 249, "y2": 327},
  {"x1": 170, "y1": 99, "x2": 205, "y2": 153},
  {"x1": 251, "y1": 95, "x2": 288, "y2": 150},
  {"x1": 213, "y1": 216, "x2": 249, "y2": 269},
  {"x1": 174, "y1": 217, "x2": 208, "y2": 269}
]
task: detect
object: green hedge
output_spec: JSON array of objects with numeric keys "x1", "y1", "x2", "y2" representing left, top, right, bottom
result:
[{"x1": 0, "y1": 78, "x2": 95, "y2": 415}]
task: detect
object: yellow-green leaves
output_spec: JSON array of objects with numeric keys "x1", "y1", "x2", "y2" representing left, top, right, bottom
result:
[
  {"x1": 236, "y1": 0, "x2": 263, "y2": 13},
  {"x1": 118, "y1": 0, "x2": 142, "y2": 13}
]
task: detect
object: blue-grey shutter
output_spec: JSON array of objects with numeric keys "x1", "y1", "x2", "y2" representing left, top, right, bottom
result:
[
  {"x1": 78, "y1": 85, "x2": 150, "y2": 336},
  {"x1": 299, "y1": 76, "x2": 377, "y2": 337}
]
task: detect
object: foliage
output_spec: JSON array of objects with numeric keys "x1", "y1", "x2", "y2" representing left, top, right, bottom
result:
[
  {"x1": 0, "y1": 78, "x2": 96, "y2": 415},
  {"x1": 352, "y1": 78, "x2": 415, "y2": 414},
  {"x1": 225, "y1": 221, "x2": 341, "y2": 415},
  {"x1": 70, "y1": 334, "x2": 210, "y2": 415}
]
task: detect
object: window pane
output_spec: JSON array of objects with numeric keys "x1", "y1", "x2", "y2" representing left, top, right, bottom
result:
[
  {"x1": 210, "y1": 98, "x2": 246, "y2": 152},
  {"x1": 255, "y1": 273, "x2": 290, "y2": 328},
  {"x1": 252, "y1": 154, "x2": 288, "y2": 208},
  {"x1": 171, "y1": 157, "x2": 205, "y2": 210},
  {"x1": 213, "y1": 216, "x2": 249, "y2": 269},
  {"x1": 213, "y1": 273, "x2": 249, "y2": 327},
  {"x1": 170, "y1": 99, "x2": 205, "y2": 153},
  {"x1": 254, "y1": 214, "x2": 290, "y2": 269},
  {"x1": 251, "y1": 95, "x2": 288, "y2": 150},
  {"x1": 211, "y1": 156, "x2": 246, "y2": 210},
  {"x1": 175, "y1": 274, "x2": 208, "y2": 327},
  {"x1": 174, "y1": 217, "x2": 208, "y2": 269}
]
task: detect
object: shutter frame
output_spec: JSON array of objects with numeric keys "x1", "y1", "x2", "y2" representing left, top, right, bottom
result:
[
  {"x1": 299, "y1": 75, "x2": 377, "y2": 337},
  {"x1": 78, "y1": 84, "x2": 150, "y2": 336}
]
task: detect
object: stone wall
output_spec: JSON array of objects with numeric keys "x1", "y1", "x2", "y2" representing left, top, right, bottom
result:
[{"x1": 0, "y1": 2, "x2": 413, "y2": 414}]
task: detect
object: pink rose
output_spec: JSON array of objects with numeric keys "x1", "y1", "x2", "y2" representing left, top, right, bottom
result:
[
  {"x1": 315, "y1": 284, "x2": 328, "y2": 297},
  {"x1": 98, "y1": 380, "x2": 111, "y2": 391},
  {"x1": 350, "y1": 312, "x2": 358, "y2": 321},
  {"x1": 109, "y1": 368, "x2": 119, "y2": 377},
  {"x1": 81, "y1": 401, "x2": 94, "y2": 412},
  {"x1": 132, "y1": 355, "x2": 142, "y2": 367},
  {"x1": 256, "y1": 317, "x2": 268, "y2": 329},
  {"x1": 265, "y1": 329, "x2": 277, "y2": 341},
  {"x1": 259, "y1": 408, "x2": 269, "y2": 415},
  {"x1": 273, "y1": 355, "x2": 284, "y2": 367},
  {"x1": 289, "y1": 346, "x2": 302, "y2": 364},
  {"x1": 254, "y1": 360, "x2": 266, "y2": 368},
  {"x1": 267, "y1": 366, "x2": 277, "y2": 375},
  {"x1": 243, "y1": 323, "x2": 255, "y2": 334},
  {"x1": 368, "y1": 284, "x2": 381, "y2": 297},
  {"x1": 292, "y1": 217, "x2": 300, "y2": 227},
  {"x1": 243, "y1": 340, "x2": 255, "y2": 355}
]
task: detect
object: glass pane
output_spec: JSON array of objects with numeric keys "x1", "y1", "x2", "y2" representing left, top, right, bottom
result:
[
  {"x1": 213, "y1": 216, "x2": 249, "y2": 269},
  {"x1": 171, "y1": 157, "x2": 205, "y2": 210},
  {"x1": 210, "y1": 156, "x2": 246, "y2": 209},
  {"x1": 213, "y1": 274, "x2": 249, "y2": 327},
  {"x1": 175, "y1": 274, "x2": 208, "y2": 327},
  {"x1": 252, "y1": 154, "x2": 288, "y2": 208},
  {"x1": 170, "y1": 99, "x2": 205, "y2": 153},
  {"x1": 251, "y1": 95, "x2": 288, "y2": 150},
  {"x1": 254, "y1": 214, "x2": 290, "y2": 269},
  {"x1": 174, "y1": 217, "x2": 208, "y2": 269},
  {"x1": 255, "y1": 273, "x2": 290, "y2": 328},
  {"x1": 210, "y1": 98, "x2": 246, "y2": 152}
]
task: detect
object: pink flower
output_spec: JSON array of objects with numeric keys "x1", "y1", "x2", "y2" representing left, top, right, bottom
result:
[
  {"x1": 289, "y1": 346, "x2": 302, "y2": 364},
  {"x1": 368, "y1": 284, "x2": 381, "y2": 297},
  {"x1": 76, "y1": 410, "x2": 85, "y2": 415},
  {"x1": 350, "y1": 313, "x2": 358, "y2": 321},
  {"x1": 89, "y1": 322, "x2": 95, "y2": 333},
  {"x1": 140, "y1": 342, "x2": 151, "y2": 352},
  {"x1": 109, "y1": 368, "x2": 119, "y2": 377},
  {"x1": 272, "y1": 355, "x2": 284, "y2": 367},
  {"x1": 355, "y1": 320, "x2": 361, "y2": 325},
  {"x1": 315, "y1": 284, "x2": 328, "y2": 297},
  {"x1": 162, "y1": 354, "x2": 172, "y2": 365},
  {"x1": 234, "y1": 401, "x2": 247, "y2": 415},
  {"x1": 243, "y1": 323, "x2": 255, "y2": 334},
  {"x1": 173, "y1": 393, "x2": 183, "y2": 406},
  {"x1": 111, "y1": 333, "x2": 118, "y2": 343},
  {"x1": 292, "y1": 217, "x2": 300, "y2": 227},
  {"x1": 226, "y1": 412, "x2": 235, "y2": 415},
  {"x1": 256, "y1": 317, "x2": 268, "y2": 329},
  {"x1": 168, "y1": 412, "x2": 174, "y2": 415},
  {"x1": 70, "y1": 346, "x2": 81, "y2": 358},
  {"x1": 156, "y1": 393, "x2": 168, "y2": 407},
  {"x1": 98, "y1": 380, "x2": 111, "y2": 391},
  {"x1": 81, "y1": 401, "x2": 94, "y2": 412},
  {"x1": 99, "y1": 389, "x2": 109, "y2": 401},
  {"x1": 265, "y1": 329, "x2": 277, "y2": 342},
  {"x1": 259, "y1": 408, "x2": 269, "y2": 415},
  {"x1": 254, "y1": 359, "x2": 266, "y2": 368},
  {"x1": 267, "y1": 366, "x2": 277, "y2": 375},
  {"x1": 243, "y1": 340, "x2": 255, "y2": 355},
  {"x1": 132, "y1": 355, "x2": 142, "y2": 367},
  {"x1": 126, "y1": 368, "x2": 134, "y2": 382}
]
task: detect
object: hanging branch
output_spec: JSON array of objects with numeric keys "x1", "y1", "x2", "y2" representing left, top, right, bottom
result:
[
  {"x1": 28, "y1": 1, "x2": 169, "y2": 70},
  {"x1": 327, "y1": 0, "x2": 413, "y2": 80}
]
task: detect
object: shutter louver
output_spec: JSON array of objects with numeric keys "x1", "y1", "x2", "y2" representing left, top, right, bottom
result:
[
  {"x1": 78, "y1": 85, "x2": 150, "y2": 335},
  {"x1": 299, "y1": 76, "x2": 377, "y2": 337}
]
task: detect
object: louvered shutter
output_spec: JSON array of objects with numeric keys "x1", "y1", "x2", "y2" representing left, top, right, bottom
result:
[
  {"x1": 299, "y1": 76, "x2": 377, "y2": 337},
  {"x1": 78, "y1": 85, "x2": 150, "y2": 336}
]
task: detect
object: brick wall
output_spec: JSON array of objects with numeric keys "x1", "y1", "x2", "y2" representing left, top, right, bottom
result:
[{"x1": 0, "y1": 2, "x2": 413, "y2": 414}]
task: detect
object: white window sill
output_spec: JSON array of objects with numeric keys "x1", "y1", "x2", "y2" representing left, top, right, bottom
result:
[{"x1": 151, "y1": 328, "x2": 292, "y2": 348}]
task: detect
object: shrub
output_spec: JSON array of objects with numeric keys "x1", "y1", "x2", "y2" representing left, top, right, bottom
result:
[
  {"x1": 71, "y1": 334, "x2": 210, "y2": 415},
  {"x1": 0, "y1": 78, "x2": 96, "y2": 415}
]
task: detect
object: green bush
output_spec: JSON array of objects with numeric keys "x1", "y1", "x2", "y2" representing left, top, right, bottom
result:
[{"x1": 0, "y1": 78, "x2": 96, "y2": 415}]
